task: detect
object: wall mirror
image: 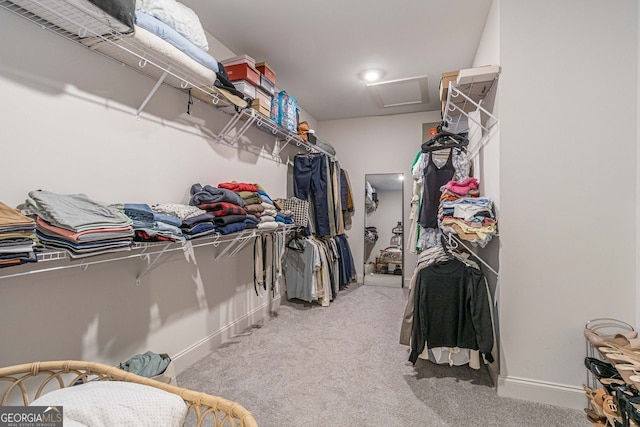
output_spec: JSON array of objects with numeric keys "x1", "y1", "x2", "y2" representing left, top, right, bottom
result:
[{"x1": 363, "y1": 173, "x2": 404, "y2": 288}]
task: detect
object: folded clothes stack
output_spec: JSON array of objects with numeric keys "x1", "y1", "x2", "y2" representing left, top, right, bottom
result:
[
  {"x1": 123, "y1": 203, "x2": 186, "y2": 242},
  {"x1": 190, "y1": 183, "x2": 247, "y2": 235},
  {"x1": 150, "y1": 202, "x2": 215, "y2": 240},
  {"x1": 0, "y1": 201, "x2": 39, "y2": 268},
  {"x1": 188, "y1": 181, "x2": 294, "y2": 236},
  {"x1": 26, "y1": 190, "x2": 133, "y2": 258},
  {"x1": 437, "y1": 177, "x2": 497, "y2": 247}
]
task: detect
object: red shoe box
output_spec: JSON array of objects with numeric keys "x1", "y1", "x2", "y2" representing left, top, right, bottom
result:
[
  {"x1": 256, "y1": 61, "x2": 276, "y2": 83},
  {"x1": 225, "y1": 63, "x2": 260, "y2": 87}
]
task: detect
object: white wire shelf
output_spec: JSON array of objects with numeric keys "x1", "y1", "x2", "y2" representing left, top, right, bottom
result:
[
  {"x1": 443, "y1": 76, "x2": 499, "y2": 134},
  {"x1": 0, "y1": 0, "x2": 334, "y2": 160},
  {"x1": 0, "y1": 0, "x2": 230, "y2": 118},
  {"x1": 0, "y1": 224, "x2": 300, "y2": 282},
  {"x1": 214, "y1": 107, "x2": 335, "y2": 159}
]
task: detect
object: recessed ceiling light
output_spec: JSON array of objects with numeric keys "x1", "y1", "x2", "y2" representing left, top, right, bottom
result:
[{"x1": 358, "y1": 69, "x2": 386, "y2": 82}]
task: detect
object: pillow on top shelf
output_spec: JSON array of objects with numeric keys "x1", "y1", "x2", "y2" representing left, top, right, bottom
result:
[{"x1": 135, "y1": 0, "x2": 209, "y2": 52}]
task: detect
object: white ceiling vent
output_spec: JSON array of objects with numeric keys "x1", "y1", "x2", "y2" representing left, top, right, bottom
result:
[{"x1": 366, "y1": 75, "x2": 429, "y2": 108}]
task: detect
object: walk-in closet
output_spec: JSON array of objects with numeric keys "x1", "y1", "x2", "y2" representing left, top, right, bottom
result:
[{"x1": 0, "y1": 0, "x2": 638, "y2": 426}]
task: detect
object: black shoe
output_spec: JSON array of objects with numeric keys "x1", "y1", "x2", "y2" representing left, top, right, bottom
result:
[{"x1": 585, "y1": 356, "x2": 622, "y2": 380}]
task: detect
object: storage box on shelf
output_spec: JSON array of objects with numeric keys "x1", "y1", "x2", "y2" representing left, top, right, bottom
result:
[
  {"x1": 255, "y1": 87, "x2": 272, "y2": 106},
  {"x1": 256, "y1": 61, "x2": 275, "y2": 83},
  {"x1": 225, "y1": 63, "x2": 261, "y2": 87},
  {"x1": 439, "y1": 70, "x2": 459, "y2": 102},
  {"x1": 220, "y1": 54, "x2": 256, "y2": 69},
  {"x1": 259, "y1": 74, "x2": 275, "y2": 96},
  {"x1": 232, "y1": 80, "x2": 256, "y2": 99},
  {"x1": 457, "y1": 64, "x2": 500, "y2": 85},
  {"x1": 251, "y1": 98, "x2": 270, "y2": 116}
]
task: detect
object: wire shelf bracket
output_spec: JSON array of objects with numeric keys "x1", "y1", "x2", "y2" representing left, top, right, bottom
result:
[
  {"x1": 443, "y1": 77, "x2": 499, "y2": 134},
  {"x1": 135, "y1": 242, "x2": 173, "y2": 285}
]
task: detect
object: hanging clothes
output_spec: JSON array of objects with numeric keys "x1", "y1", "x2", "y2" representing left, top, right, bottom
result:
[
  {"x1": 340, "y1": 168, "x2": 355, "y2": 230},
  {"x1": 400, "y1": 246, "x2": 494, "y2": 369},
  {"x1": 334, "y1": 234, "x2": 356, "y2": 288},
  {"x1": 407, "y1": 256, "x2": 495, "y2": 365},
  {"x1": 282, "y1": 233, "x2": 355, "y2": 305},
  {"x1": 293, "y1": 153, "x2": 331, "y2": 237},
  {"x1": 283, "y1": 237, "x2": 319, "y2": 303},
  {"x1": 409, "y1": 148, "x2": 470, "y2": 253}
]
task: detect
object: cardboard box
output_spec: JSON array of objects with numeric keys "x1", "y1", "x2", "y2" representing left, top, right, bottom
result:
[
  {"x1": 456, "y1": 65, "x2": 501, "y2": 85},
  {"x1": 255, "y1": 87, "x2": 272, "y2": 105},
  {"x1": 252, "y1": 98, "x2": 271, "y2": 116},
  {"x1": 225, "y1": 63, "x2": 260, "y2": 87},
  {"x1": 256, "y1": 61, "x2": 276, "y2": 83},
  {"x1": 232, "y1": 80, "x2": 256, "y2": 99},
  {"x1": 259, "y1": 74, "x2": 275, "y2": 96},
  {"x1": 439, "y1": 70, "x2": 459, "y2": 102}
]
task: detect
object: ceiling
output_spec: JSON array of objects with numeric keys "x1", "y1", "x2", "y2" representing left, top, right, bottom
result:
[{"x1": 181, "y1": 0, "x2": 493, "y2": 122}]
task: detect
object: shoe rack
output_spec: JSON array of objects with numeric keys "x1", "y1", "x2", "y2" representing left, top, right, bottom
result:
[
  {"x1": 585, "y1": 318, "x2": 635, "y2": 387},
  {"x1": 583, "y1": 318, "x2": 640, "y2": 426}
]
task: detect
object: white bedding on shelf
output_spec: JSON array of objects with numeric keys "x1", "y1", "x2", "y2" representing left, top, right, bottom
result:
[
  {"x1": 134, "y1": 10, "x2": 218, "y2": 73},
  {"x1": 82, "y1": 24, "x2": 217, "y2": 89},
  {"x1": 135, "y1": 0, "x2": 208, "y2": 51}
]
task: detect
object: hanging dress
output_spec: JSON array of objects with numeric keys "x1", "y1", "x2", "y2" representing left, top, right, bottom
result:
[{"x1": 418, "y1": 149, "x2": 455, "y2": 229}]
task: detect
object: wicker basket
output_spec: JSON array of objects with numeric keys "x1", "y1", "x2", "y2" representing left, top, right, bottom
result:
[{"x1": 0, "y1": 360, "x2": 258, "y2": 427}]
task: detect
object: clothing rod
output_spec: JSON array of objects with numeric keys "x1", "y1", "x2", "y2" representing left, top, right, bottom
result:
[{"x1": 450, "y1": 234, "x2": 498, "y2": 276}]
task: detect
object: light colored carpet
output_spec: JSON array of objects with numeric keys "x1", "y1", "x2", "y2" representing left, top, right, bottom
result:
[
  {"x1": 178, "y1": 283, "x2": 586, "y2": 427},
  {"x1": 363, "y1": 272, "x2": 403, "y2": 288}
]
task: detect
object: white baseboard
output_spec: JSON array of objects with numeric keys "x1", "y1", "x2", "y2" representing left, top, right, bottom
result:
[
  {"x1": 498, "y1": 375, "x2": 586, "y2": 410},
  {"x1": 172, "y1": 294, "x2": 282, "y2": 375}
]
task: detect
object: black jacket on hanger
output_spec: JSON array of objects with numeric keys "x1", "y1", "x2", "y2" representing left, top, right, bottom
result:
[{"x1": 409, "y1": 258, "x2": 494, "y2": 364}]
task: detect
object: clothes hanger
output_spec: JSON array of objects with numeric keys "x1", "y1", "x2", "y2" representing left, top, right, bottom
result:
[
  {"x1": 421, "y1": 122, "x2": 469, "y2": 153},
  {"x1": 286, "y1": 234, "x2": 305, "y2": 252}
]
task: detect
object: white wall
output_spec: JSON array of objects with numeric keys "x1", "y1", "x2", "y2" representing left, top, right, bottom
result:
[
  {"x1": 497, "y1": 0, "x2": 638, "y2": 409},
  {"x1": 365, "y1": 189, "x2": 403, "y2": 263},
  {"x1": 0, "y1": 10, "x2": 307, "y2": 372},
  {"x1": 318, "y1": 110, "x2": 442, "y2": 285}
]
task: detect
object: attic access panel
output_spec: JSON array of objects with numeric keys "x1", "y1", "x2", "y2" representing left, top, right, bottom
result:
[{"x1": 366, "y1": 75, "x2": 429, "y2": 108}]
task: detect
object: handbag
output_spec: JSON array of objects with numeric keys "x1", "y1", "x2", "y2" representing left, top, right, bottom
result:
[{"x1": 280, "y1": 197, "x2": 309, "y2": 227}]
